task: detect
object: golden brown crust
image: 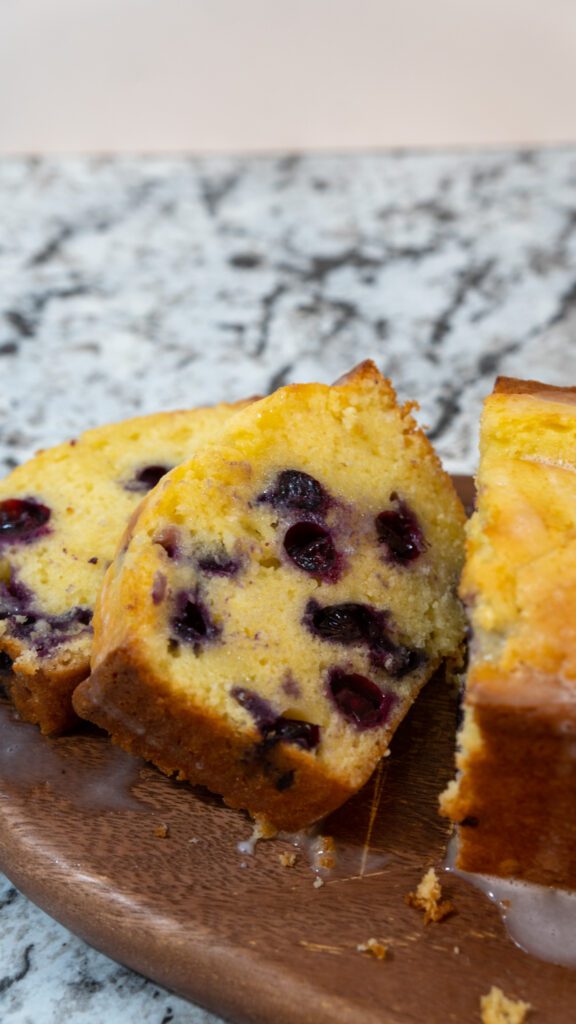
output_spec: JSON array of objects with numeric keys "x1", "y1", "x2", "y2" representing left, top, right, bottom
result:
[
  {"x1": 467, "y1": 662, "x2": 576, "y2": 715},
  {"x1": 441, "y1": 376, "x2": 576, "y2": 887},
  {"x1": 2, "y1": 656, "x2": 87, "y2": 734},
  {"x1": 73, "y1": 648, "x2": 356, "y2": 831},
  {"x1": 494, "y1": 375, "x2": 576, "y2": 398},
  {"x1": 443, "y1": 696, "x2": 576, "y2": 887},
  {"x1": 332, "y1": 359, "x2": 384, "y2": 387}
]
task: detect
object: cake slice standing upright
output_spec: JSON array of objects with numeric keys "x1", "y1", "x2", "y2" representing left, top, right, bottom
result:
[
  {"x1": 0, "y1": 401, "x2": 251, "y2": 734},
  {"x1": 441, "y1": 377, "x2": 576, "y2": 888},
  {"x1": 74, "y1": 362, "x2": 466, "y2": 829}
]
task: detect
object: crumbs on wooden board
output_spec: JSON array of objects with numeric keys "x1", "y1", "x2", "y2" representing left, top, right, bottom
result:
[
  {"x1": 278, "y1": 851, "x2": 297, "y2": 868},
  {"x1": 315, "y1": 835, "x2": 336, "y2": 870},
  {"x1": 356, "y1": 938, "x2": 388, "y2": 961},
  {"x1": 406, "y1": 867, "x2": 454, "y2": 924},
  {"x1": 480, "y1": 986, "x2": 531, "y2": 1024},
  {"x1": 153, "y1": 823, "x2": 169, "y2": 839},
  {"x1": 238, "y1": 816, "x2": 278, "y2": 855}
]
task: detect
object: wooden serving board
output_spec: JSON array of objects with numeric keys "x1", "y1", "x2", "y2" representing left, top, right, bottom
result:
[{"x1": 0, "y1": 476, "x2": 573, "y2": 1024}]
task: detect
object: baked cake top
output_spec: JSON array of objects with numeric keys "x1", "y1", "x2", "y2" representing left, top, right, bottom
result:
[{"x1": 462, "y1": 375, "x2": 576, "y2": 710}]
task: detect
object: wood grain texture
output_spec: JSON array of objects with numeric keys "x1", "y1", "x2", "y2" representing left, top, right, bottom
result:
[{"x1": 0, "y1": 477, "x2": 572, "y2": 1024}]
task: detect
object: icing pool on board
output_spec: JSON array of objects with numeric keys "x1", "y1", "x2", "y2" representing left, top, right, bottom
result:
[
  {"x1": 445, "y1": 834, "x2": 576, "y2": 968},
  {"x1": 0, "y1": 699, "x2": 145, "y2": 812}
]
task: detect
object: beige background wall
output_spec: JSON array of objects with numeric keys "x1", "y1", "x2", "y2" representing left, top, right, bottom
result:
[{"x1": 1, "y1": 0, "x2": 575, "y2": 153}]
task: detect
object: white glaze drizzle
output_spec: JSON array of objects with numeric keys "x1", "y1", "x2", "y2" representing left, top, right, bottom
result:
[
  {"x1": 445, "y1": 834, "x2": 576, "y2": 967},
  {"x1": 237, "y1": 763, "x2": 390, "y2": 880},
  {"x1": 0, "y1": 700, "x2": 146, "y2": 812},
  {"x1": 238, "y1": 819, "x2": 389, "y2": 882}
]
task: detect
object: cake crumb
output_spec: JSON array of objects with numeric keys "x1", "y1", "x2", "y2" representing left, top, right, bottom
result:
[
  {"x1": 356, "y1": 938, "x2": 388, "y2": 960},
  {"x1": 279, "y1": 851, "x2": 297, "y2": 868},
  {"x1": 480, "y1": 986, "x2": 531, "y2": 1024},
  {"x1": 313, "y1": 876, "x2": 324, "y2": 889},
  {"x1": 253, "y1": 815, "x2": 278, "y2": 841},
  {"x1": 238, "y1": 817, "x2": 278, "y2": 857},
  {"x1": 406, "y1": 867, "x2": 454, "y2": 924},
  {"x1": 153, "y1": 823, "x2": 169, "y2": 839}
]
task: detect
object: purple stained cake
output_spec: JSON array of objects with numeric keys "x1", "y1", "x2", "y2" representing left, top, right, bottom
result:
[
  {"x1": 74, "y1": 362, "x2": 466, "y2": 829},
  {"x1": 0, "y1": 401, "x2": 252, "y2": 733}
]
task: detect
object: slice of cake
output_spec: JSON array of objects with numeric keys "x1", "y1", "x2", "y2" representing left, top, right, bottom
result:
[
  {"x1": 440, "y1": 377, "x2": 576, "y2": 888},
  {"x1": 74, "y1": 362, "x2": 466, "y2": 829},
  {"x1": 0, "y1": 401, "x2": 251, "y2": 734}
]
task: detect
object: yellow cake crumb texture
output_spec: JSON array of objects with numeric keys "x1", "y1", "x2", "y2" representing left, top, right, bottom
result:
[
  {"x1": 0, "y1": 399, "x2": 252, "y2": 731},
  {"x1": 441, "y1": 376, "x2": 576, "y2": 861},
  {"x1": 79, "y1": 362, "x2": 466, "y2": 830},
  {"x1": 278, "y1": 851, "x2": 297, "y2": 868},
  {"x1": 462, "y1": 384, "x2": 576, "y2": 680},
  {"x1": 406, "y1": 867, "x2": 454, "y2": 924},
  {"x1": 480, "y1": 986, "x2": 531, "y2": 1024},
  {"x1": 356, "y1": 938, "x2": 388, "y2": 960},
  {"x1": 0, "y1": 405, "x2": 246, "y2": 625}
]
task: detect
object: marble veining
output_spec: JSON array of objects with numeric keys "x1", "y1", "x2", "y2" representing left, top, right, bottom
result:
[
  {"x1": 0, "y1": 875, "x2": 216, "y2": 1023},
  {"x1": 1, "y1": 150, "x2": 576, "y2": 483},
  {"x1": 0, "y1": 147, "x2": 576, "y2": 1022}
]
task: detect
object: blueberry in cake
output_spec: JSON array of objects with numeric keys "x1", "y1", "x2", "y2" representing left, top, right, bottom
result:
[
  {"x1": 74, "y1": 362, "x2": 466, "y2": 829},
  {"x1": 441, "y1": 377, "x2": 576, "y2": 887},
  {"x1": 0, "y1": 401, "x2": 251, "y2": 734}
]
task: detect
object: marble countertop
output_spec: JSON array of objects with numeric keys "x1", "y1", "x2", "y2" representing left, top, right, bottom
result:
[{"x1": 0, "y1": 147, "x2": 575, "y2": 1023}]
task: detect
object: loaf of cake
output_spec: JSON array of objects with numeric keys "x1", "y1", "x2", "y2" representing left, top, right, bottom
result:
[
  {"x1": 74, "y1": 362, "x2": 466, "y2": 829},
  {"x1": 0, "y1": 401, "x2": 250, "y2": 734},
  {"x1": 440, "y1": 377, "x2": 576, "y2": 888}
]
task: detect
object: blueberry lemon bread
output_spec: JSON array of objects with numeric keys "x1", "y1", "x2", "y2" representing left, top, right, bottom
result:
[
  {"x1": 441, "y1": 378, "x2": 576, "y2": 887},
  {"x1": 0, "y1": 402, "x2": 251, "y2": 734},
  {"x1": 74, "y1": 362, "x2": 466, "y2": 829}
]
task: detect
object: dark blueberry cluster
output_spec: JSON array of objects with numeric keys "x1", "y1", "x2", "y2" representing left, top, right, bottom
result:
[
  {"x1": 230, "y1": 686, "x2": 276, "y2": 730},
  {"x1": 0, "y1": 572, "x2": 92, "y2": 655},
  {"x1": 197, "y1": 551, "x2": 241, "y2": 577},
  {"x1": 170, "y1": 589, "x2": 220, "y2": 651},
  {"x1": 283, "y1": 522, "x2": 337, "y2": 578},
  {"x1": 305, "y1": 600, "x2": 422, "y2": 680},
  {"x1": 327, "y1": 669, "x2": 397, "y2": 730},
  {"x1": 258, "y1": 470, "x2": 341, "y2": 582},
  {"x1": 375, "y1": 493, "x2": 426, "y2": 565},
  {"x1": 124, "y1": 465, "x2": 172, "y2": 493},
  {"x1": 306, "y1": 601, "x2": 382, "y2": 646},
  {"x1": 257, "y1": 470, "x2": 329, "y2": 514},
  {"x1": 0, "y1": 573, "x2": 33, "y2": 616},
  {"x1": 154, "y1": 527, "x2": 180, "y2": 560},
  {"x1": 155, "y1": 531, "x2": 241, "y2": 578},
  {"x1": 231, "y1": 686, "x2": 320, "y2": 751},
  {"x1": 0, "y1": 650, "x2": 13, "y2": 675},
  {"x1": 263, "y1": 717, "x2": 320, "y2": 751},
  {"x1": 0, "y1": 498, "x2": 51, "y2": 545}
]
